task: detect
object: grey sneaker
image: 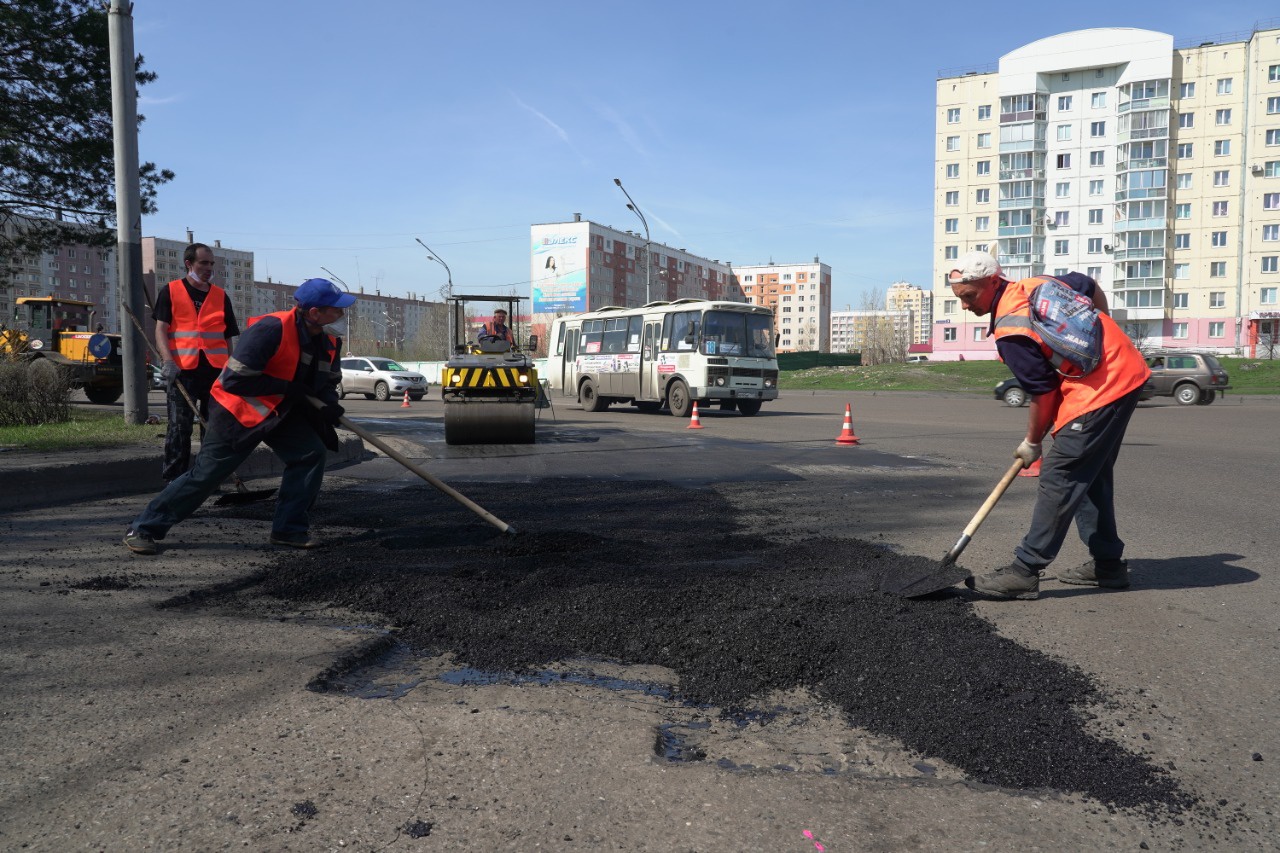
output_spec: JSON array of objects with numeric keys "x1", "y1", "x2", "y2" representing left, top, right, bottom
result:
[
  {"x1": 965, "y1": 564, "x2": 1040, "y2": 600},
  {"x1": 269, "y1": 531, "x2": 322, "y2": 549},
  {"x1": 123, "y1": 529, "x2": 158, "y2": 555},
  {"x1": 1058, "y1": 558, "x2": 1129, "y2": 589}
]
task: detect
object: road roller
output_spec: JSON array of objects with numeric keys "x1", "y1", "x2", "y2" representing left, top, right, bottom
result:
[{"x1": 441, "y1": 295, "x2": 539, "y2": 445}]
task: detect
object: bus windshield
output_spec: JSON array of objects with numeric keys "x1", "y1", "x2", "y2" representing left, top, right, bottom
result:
[{"x1": 700, "y1": 310, "x2": 774, "y2": 358}]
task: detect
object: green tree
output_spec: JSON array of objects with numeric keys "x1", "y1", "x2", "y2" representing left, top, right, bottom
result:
[{"x1": 0, "y1": 0, "x2": 173, "y2": 275}]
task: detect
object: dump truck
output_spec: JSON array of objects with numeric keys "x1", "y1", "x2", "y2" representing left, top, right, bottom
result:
[
  {"x1": 440, "y1": 294, "x2": 539, "y2": 444},
  {"x1": 0, "y1": 296, "x2": 125, "y2": 404}
]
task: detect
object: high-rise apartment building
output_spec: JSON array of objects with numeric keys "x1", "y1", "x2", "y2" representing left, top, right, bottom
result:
[
  {"x1": 735, "y1": 259, "x2": 832, "y2": 353},
  {"x1": 933, "y1": 25, "x2": 1280, "y2": 359},
  {"x1": 1, "y1": 215, "x2": 116, "y2": 329},
  {"x1": 830, "y1": 309, "x2": 911, "y2": 357},
  {"x1": 885, "y1": 280, "x2": 933, "y2": 344},
  {"x1": 143, "y1": 233, "x2": 256, "y2": 323}
]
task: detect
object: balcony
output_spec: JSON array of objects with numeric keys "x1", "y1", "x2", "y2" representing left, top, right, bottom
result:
[
  {"x1": 999, "y1": 139, "x2": 1047, "y2": 154},
  {"x1": 1114, "y1": 187, "x2": 1167, "y2": 203},
  {"x1": 1116, "y1": 157, "x2": 1168, "y2": 172},
  {"x1": 1115, "y1": 216, "x2": 1167, "y2": 231},
  {"x1": 999, "y1": 168, "x2": 1046, "y2": 181},
  {"x1": 1117, "y1": 95, "x2": 1169, "y2": 114},
  {"x1": 998, "y1": 196, "x2": 1043, "y2": 210},
  {"x1": 999, "y1": 253, "x2": 1045, "y2": 267},
  {"x1": 1113, "y1": 276, "x2": 1165, "y2": 291},
  {"x1": 997, "y1": 225, "x2": 1044, "y2": 238},
  {"x1": 1117, "y1": 126, "x2": 1169, "y2": 143},
  {"x1": 1000, "y1": 109, "x2": 1046, "y2": 123},
  {"x1": 1111, "y1": 246, "x2": 1166, "y2": 261}
]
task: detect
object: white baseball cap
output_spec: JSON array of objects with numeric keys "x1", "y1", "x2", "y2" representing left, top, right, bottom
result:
[{"x1": 948, "y1": 251, "x2": 1003, "y2": 284}]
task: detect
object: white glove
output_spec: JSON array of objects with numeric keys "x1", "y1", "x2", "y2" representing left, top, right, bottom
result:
[{"x1": 1015, "y1": 439, "x2": 1042, "y2": 466}]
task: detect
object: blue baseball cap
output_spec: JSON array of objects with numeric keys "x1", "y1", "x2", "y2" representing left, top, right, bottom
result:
[{"x1": 295, "y1": 278, "x2": 356, "y2": 309}]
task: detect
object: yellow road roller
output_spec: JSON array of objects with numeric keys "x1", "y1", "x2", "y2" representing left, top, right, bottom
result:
[{"x1": 440, "y1": 295, "x2": 539, "y2": 445}]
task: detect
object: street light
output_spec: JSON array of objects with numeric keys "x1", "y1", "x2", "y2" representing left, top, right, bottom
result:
[
  {"x1": 613, "y1": 178, "x2": 651, "y2": 305},
  {"x1": 319, "y1": 266, "x2": 355, "y2": 348},
  {"x1": 415, "y1": 237, "x2": 455, "y2": 355}
]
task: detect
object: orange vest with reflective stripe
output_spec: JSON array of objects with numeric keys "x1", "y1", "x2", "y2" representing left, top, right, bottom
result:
[
  {"x1": 993, "y1": 277, "x2": 1150, "y2": 433},
  {"x1": 209, "y1": 310, "x2": 300, "y2": 428},
  {"x1": 167, "y1": 279, "x2": 230, "y2": 369},
  {"x1": 481, "y1": 321, "x2": 514, "y2": 343}
]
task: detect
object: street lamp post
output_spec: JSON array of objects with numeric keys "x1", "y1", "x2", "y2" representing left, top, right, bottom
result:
[
  {"x1": 415, "y1": 238, "x2": 454, "y2": 357},
  {"x1": 320, "y1": 266, "x2": 355, "y2": 352},
  {"x1": 613, "y1": 178, "x2": 651, "y2": 305}
]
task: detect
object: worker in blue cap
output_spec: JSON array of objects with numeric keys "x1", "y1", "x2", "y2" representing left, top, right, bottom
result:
[{"x1": 124, "y1": 278, "x2": 355, "y2": 554}]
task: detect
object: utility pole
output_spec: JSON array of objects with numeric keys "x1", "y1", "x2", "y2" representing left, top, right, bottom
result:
[
  {"x1": 613, "y1": 179, "x2": 651, "y2": 305},
  {"x1": 109, "y1": 0, "x2": 146, "y2": 424}
]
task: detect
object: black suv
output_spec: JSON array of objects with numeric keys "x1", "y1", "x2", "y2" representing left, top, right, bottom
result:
[{"x1": 1142, "y1": 351, "x2": 1231, "y2": 405}]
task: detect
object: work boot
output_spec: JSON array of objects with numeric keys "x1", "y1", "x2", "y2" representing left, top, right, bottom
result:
[
  {"x1": 269, "y1": 531, "x2": 323, "y2": 549},
  {"x1": 123, "y1": 529, "x2": 158, "y2": 555},
  {"x1": 1058, "y1": 558, "x2": 1129, "y2": 589},
  {"x1": 965, "y1": 563, "x2": 1040, "y2": 600}
]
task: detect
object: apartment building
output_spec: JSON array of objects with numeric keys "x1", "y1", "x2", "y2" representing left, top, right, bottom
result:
[
  {"x1": 143, "y1": 232, "x2": 256, "y2": 324},
  {"x1": 933, "y1": 25, "x2": 1280, "y2": 359},
  {"x1": 1, "y1": 215, "x2": 117, "y2": 329},
  {"x1": 735, "y1": 259, "x2": 832, "y2": 353},
  {"x1": 885, "y1": 280, "x2": 934, "y2": 344},
  {"x1": 830, "y1": 309, "x2": 911, "y2": 358},
  {"x1": 530, "y1": 215, "x2": 743, "y2": 342}
]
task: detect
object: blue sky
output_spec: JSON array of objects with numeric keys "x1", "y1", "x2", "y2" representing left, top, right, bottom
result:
[{"x1": 133, "y1": 1, "x2": 1277, "y2": 309}]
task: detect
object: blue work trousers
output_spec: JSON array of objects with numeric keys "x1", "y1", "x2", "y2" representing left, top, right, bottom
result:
[
  {"x1": 1014, "y1": 388, "x2": 1141, "y2": 570},
  {"x1": 132, "y1": 410, "x2": 327, "y2": 540}
]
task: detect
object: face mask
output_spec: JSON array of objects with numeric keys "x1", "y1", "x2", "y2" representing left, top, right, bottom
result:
[{"x1": 188, "y1": 268, "x2": 208, "y2": 284}]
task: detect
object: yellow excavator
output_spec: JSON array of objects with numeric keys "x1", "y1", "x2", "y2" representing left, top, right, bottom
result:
[
  {"x1": 440, "y1": 294, "x2": 539, "y2": 444},
  {"x1": 0, "y1": 296, "x2": 125, "y2": 403}
]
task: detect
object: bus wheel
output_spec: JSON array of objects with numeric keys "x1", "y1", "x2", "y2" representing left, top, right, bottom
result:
[
  {"x1": 737, "y1": 399, "x2": 762, "y2": 416},
  {"x1": 580, "y1": 378, "x2": 607, "y2": 412},
  {"x1": 667, "y1": 379, "x2": 692, "y2": 418}
]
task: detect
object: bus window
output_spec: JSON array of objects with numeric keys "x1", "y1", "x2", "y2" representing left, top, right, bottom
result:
[
  {"x1": 747, "y1": 313, "x2": 775, "y2": 357},
  {"x1": 702, "y1": 310, "x2": 748, "y2": 356},
  {"x1": 602, "y1": 317, "x2": 629, "y2": 353},
  {"x1": 664, "y1": 310, "x2": 698, "y2": 352},
  {"x1": 554, "y1": 322, "x2": 566, "y2": 356},
  {"x1": 581, "y1": 319, "x2": 604, "y2": 354},
  {"x1": 626, "y1": 315, "x2": 642, "y2": 352}
]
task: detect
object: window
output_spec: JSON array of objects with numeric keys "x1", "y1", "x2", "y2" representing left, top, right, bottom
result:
[
  {"x1": 1174, "y1": 233, "x2": 1190, "y2": 249},
  {"x1": 1179, "y1": 112, "x2": 1194, "y2": 128},
  {"x1": 1090, "y1": 121, "x2": 1106, "y2": 137},
  {"x1": 1265, "y1": 193, "x2": 1280, "y2": 211},
  {"x1": 1087, "y1": 266, "x2": 1103, "y2": 279},
  {"x1": 1088, "y1": 237, "x2": 1103, "y2": 253},
  {"x1": 1177, "y1": 173, "x2": 1192, "y2": 189},
  {"x1": 1090, "y1": 150, "x2": 1105, "y2": 166},
  {"x1": 975, "y1": 243, "x2": 989, "y2": 253},
  {"x1": 1211, "y1": 265, "x2": 1227, "y2": 281},
  {"x1": 1173, "y1": 292, "x2": 1188, "y2": 308},
  {"x1": 978, "y1": 104, "x2": 991, "y2": 120},
  {"x1": 1214, "y1": 170, "x2": 1230, "y2": 187},
  {"x1": 973, "y1": 327, "x2": 986, "y2": 342},
  {"x1": 1268, "y1": 97, "x2": 1280, "y2": 115},
  {"x1": 1172, "y1": 322, "x2": 1189, "y2": 339},
  {"x1": 1054, "y1": 239, "x2": 1069, "y2": 255},
  {"x1": 1058, "y1": 95, "x2": 1073, "y2": 111},
  {"x1": 1217, "y1": 78, "x2": 1232, "y2": 95},
  {"x1": 975, "y1": 215, "x2": 990, "y2": 231},
  {"x1": 1265, "y1": 224, "x2": 1280, "y2": 241},
  {"x1": 1213, "y1": 201, "x2": 1229, "y2": 217},
  {"x1": 1272, "y1": 65, "x2": 1280, "y2": 83},
  {"x1": 977, "y1": 132, "x2": 991, "y2": 148},
  {"x1": 1174, "y1": 262, "x2": 1190, "y2": 279},
  {"x1": 976, "y1": 160, "x2": 991, "y2": 176},
  {"x1": 1215, "y1": 139, "x2": 1231, "y2": 156},
  {"x1": 1269, "y1": 129, "x2": 1280, "y2": 146},
  {"x1": 944, "y1": 245, "x2": 958, "y2": 259},
  {"x1": 1180, "y1": 82, "x2": 1196, "y2": 98},
  {"x1": 1267, "y1": 162, "x2": 1280, "y2": 177},
  {"x1": 945, "y1": 191, "x2": 959, "y2": 206},
  {"x1": 1208, "y1": 321, "x2": 1225, "y2": 338},
  {"x1": 1177, "y1": 142, "x2": 1193, "y2": 159},
  {"x1": 976, "y1": 188, "x2": 990, "y2": 203},
  {"x1": 1215, "y1": 109, "x2": 1232, "y2": 126},
  {"x1": 1055, "y1": 181, "x2": 1070, "y2": 197},
  {"x1": 1088, "y1": 208, "x2": 1103, "y2": 224},
  {"x1": 945, "y1": 218, "x2": 958, "y2": 233},
  {"x1": 1056, "y1": 153, "x2": 1071, "y2": 169},
  {"x1": 947, "y1": 107, "x2": 961, "y2": 123},
  {"x1": 1055, "y1": 210, "x2": 1070, "y2": 226},
  {"x1": 1176, "y1": 203, "x2": 1191, "y2": 219},
  {"x1": 1262, "y1": 286, "x2": 1278, "y2": 302},
  {"x1": 946, "y1": 135, "x2": 959, "y2": 151},
  {"x1": 945, "y1": 163, "x2": 959, "y2": 178},
  {"x1": 944, "y1": 299, "x2": 957, "y2": 314},
  {"x1": 1089, "y1": 179, "x2": 1104, "y2": 196},
  {"x1": 1211, "y1": 231, "x2": 1228, "y2": 247},
  {"x1": 1264, "y1": 259, "x2": 1279, "y2": 274},
  {"x1": 943, "y1": 327, "x2": 957, "y2": 342},
  {"x1": 1057, "y1": 124, "x2": 1072, "y2": 141},
  {"x1": 1091, "y1": 92, "x2": 1106, "y2": 108}
]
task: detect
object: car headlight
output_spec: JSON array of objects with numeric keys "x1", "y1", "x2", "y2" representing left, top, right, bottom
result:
[
  {"x1": 518, "y1": 374, "x2": 529, "y2": 383},
  {"x1": 451, "y1": 375, "x2": 462, "y2": 385},
  {"x1": 764, "y1": 378, "x2": 774, "y2": 388},
  {"x1": 715, "y1": 376, "x2": 726, "y2": 386}
]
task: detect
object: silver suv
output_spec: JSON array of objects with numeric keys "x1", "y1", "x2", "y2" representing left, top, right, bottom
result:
[
  {"x1": 1143, "y1": 351, "x2": 1231, "y2": 405},
  {"x1": 339, "y1": 356, "x2": 428, "y2": 402}
]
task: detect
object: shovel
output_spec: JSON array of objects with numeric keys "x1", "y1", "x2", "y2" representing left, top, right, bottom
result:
[{"x1": 887, "y1": 458, "x2": 1026, "y2": 598}]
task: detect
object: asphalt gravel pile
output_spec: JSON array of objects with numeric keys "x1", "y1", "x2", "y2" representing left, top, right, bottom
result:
[{"x1": 212, "y1": 478, "x2": 1197, "y2": 817}]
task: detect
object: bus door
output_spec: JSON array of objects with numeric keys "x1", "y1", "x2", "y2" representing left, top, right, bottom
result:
[
  {"x1": 639, "y1": 319, "x2": 661, "y2": 401},
  {"x1": 560, "y1": 326, "x2": 581, "y2": 397}
]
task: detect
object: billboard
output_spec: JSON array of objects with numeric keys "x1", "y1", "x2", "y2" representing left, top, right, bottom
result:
[{"x1": 531, "y1": 224, "x2": 588, "y2": 313}]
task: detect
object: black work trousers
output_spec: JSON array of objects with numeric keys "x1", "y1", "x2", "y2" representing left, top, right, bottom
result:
[{"x1": 163, "y1": 370, "x2": 216, "y2": 481}]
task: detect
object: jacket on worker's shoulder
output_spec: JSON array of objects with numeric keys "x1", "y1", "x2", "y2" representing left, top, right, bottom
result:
[
  {"x1": 209, "y1": 309, "x2": 341, "y2": 436},
  {"x1": 166, "y1": 279, "x2": 231, "y2": 369},
  {"x1": 478, "y1": 321, "x2": 514, "y2": 343},
  {"x1": 992, "y1": 276, "x2": 1149, "y2": 433}
]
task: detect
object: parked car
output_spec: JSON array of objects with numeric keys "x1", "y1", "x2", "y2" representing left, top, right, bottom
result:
[
  {"x1": 906, "y1": 355, "x2": 930, "y2": 364},
  {"x1": 994, "y1": 376, "x2": 1028, "y2": 407},
  {"x1": 339, "y1": 356, "x2": 428, "y2": 402},
  {"x1": 1142, "y1": 351, "x2": 1231, "y2": 405}
]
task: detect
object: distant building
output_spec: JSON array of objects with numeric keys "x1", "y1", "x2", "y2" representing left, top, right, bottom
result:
[
  {"x1": 734, "y1": 259, "x2": 832, "y2": 353},
  {"x1": 143, "y1": 232, "x2": 255, "y2": 323},
  {"x1": 885, "y1": 281, "x2": 934, "y2": 344},
  {"x1": 830, "y1": 308, "x2": 912, "y2": 359},
  {"x1": 1, "y1": 214, "x2": 116, "y2": 330}
]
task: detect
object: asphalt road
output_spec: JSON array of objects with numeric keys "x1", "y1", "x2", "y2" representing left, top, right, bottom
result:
[{"x1": 4, "y1": 387, "x2": 1277, "y2": 850}]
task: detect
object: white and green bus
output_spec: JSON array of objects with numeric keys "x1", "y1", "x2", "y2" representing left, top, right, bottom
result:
[{"x1": 544, "y1": 299, "x2": 779, "y2": 417}]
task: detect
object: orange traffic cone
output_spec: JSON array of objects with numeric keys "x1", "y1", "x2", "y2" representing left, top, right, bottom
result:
[
  {"x1": 687, "y1": 401, "x2": 704, "y2": 429},
  {"x1": 1018, "y1": 458, "x2": 1041, "y2": 477},
  {"x1": 835, "y1": 403, "x2": 860, "y2": 445},
  {"x1": 401, "y1": 389, "x2": 411, "y2": 408}
]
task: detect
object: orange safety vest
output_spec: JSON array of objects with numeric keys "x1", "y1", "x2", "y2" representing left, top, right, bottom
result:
[
  {"x1": 992, "y1": 277, "x2": 1150, "y2": 434},
  {"x1": 480, "y1": 321, "x2": 514, "y2": 343},
  {"x1": 167, "y1": 279, "x2": 230, "y2": 369},
  {"x1": 209, "y1": 310, "x2": 301, "y2": 428}
]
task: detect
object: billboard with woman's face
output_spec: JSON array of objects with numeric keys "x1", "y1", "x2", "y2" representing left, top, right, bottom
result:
[{"x1": 531, "y1": 223, "x2": 588, "y2": 313}]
